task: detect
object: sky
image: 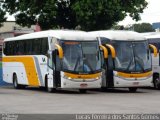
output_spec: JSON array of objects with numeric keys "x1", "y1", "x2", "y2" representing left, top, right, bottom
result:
[
  {"x1": 118, "y1": 0, "x2": 160, "y2": 26},
  {"x1": 6, "y1": 0, "x2": 160, "y2": 26}
]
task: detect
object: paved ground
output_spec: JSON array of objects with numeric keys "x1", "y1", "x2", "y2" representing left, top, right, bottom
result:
[{"x1": 0, "y1": 86, "x2": 160, "y2": 114}]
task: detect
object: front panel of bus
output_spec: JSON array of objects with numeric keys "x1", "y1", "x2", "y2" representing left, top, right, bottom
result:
[
  {"x1": 112, "y1": 40, "x2": 152, "y2": 87},
  {"x1": 53, "y1": 40, "x2": 102, "y2": 89},
  {"x1": 101, "y1": 38, "x2": 153, "y2": 88}
]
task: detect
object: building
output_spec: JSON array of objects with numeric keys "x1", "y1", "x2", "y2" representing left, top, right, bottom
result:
[
  {"x1": 0, "y1": 21, "x2": 40, "y2": 56},
  {"x1": 0, "y1": 21, "x2": 35, "y2": 40},
  {"x1": 152, "y1": 22, "x2": 160, "y2": 30}
]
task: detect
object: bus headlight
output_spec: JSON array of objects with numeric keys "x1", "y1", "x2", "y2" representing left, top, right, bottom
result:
[
  {"x1": 95, "y1": 77, "x2": 100, "y2": 80},
  {"x1": 113, "y1": 71, "x2": 118, "y2": 76},
  {"x1": 63, "y1": 75, "x2": 72, "y2": 80}
]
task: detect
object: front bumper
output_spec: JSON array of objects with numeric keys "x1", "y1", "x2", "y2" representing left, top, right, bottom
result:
[
  {"x1": 61, "y1": 77, "x2": 102, "y2": 89},
  {"x1": 114, "y1": 75, "x2": 153, "y2": 87}
]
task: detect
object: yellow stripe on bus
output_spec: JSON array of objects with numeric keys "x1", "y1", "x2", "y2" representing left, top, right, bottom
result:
[
  {"x1": 3, "y1": 56, "x2": 40, "y2": 86},
  {"x1": 117, "y1": 71, "x2": 152, "y2": 78},
  {"x1": 64, "y1": 72, "x2": 101, "y2": 79}
]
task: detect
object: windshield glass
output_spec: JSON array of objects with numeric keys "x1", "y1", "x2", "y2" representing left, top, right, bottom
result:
[
  {"x1": 61, "y1": 41, "x2": 101, "y2": 73},
  {"x1": 113, "y1": 41, "x2": 151, "y2": 73}
]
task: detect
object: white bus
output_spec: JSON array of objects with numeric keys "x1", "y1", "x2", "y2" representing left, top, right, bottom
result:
[
  {"x1": 89, "y1": 30, "x2": 157, "y2": 92},
  {"x1": 2, "y1": 30, "x2": 105, "y2": 93},
  {"x1": 144, "y1": 33, "x2": 160, "y2": 89}
]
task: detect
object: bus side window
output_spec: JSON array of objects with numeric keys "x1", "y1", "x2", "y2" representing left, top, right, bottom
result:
[
  {"x1": 48, "y1": 50, "x2": 56, "y2": 69},
  {"x1": 41, "y1": 38, "x2": 49, "y2": 55},
  {"x1": 33, "y1": 39, "x2": 39, "y2": 54},
  {"x1": 16, "y1": 41, "x2": 21, "y2": 55},
  {"x1": 48, "y1": 56, "x2": 53, "y2": 69},
  {"x1": 17, "y1": 41, "x2": 24, "y2": 55},
  {"x1": 3, "y1": 42, "x2": 7, "y2": 55},
  {"x1": 6, "y1": 42, "x2": 11, "y2": 55},
  {"x1": 36, "y1": 39, "x2": 42, "y2": 54},
  {"x1": 32, "y1": 39, "x2": 35, "y2": 54},
  {"x1": 26, "y1": 39, "x2": 33, "y2": 55},
  {"x1": 9, "y1": 41, "x2": 14, "y2": 55},
  {"x1": 100, "y1": 50, "x2": 105, "y2": 68}
]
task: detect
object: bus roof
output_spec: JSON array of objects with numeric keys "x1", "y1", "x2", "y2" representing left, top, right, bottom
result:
[
  {"x1": 89, "y1": 30, "x2": 146, "y2": 41},
  {"x1": 142, "y1": 33, "x2": 160, "y2": 39},
  {"x1": 141, "y1": 32, "x2": 160, "y2": 37},
  {"x1": 4, "y1": 30, "x2": 97, "y2": 42}
]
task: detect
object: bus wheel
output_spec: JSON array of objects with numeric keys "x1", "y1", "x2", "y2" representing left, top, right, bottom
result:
[
  {"x1": 101, "y1": 87, "x2": 108, "y2": 92},
  {"x1": 13, "y1": 74, "x2": 24, "y2": 89},
  {"x1": 153, "y1": 78, "x2": 160, "y2": 90},
  {"x1": 128, "y1": 88, "x2": 137, "y2": 93},
  {"x1": 79, "y1": 89, "x2": 87, "y2": 93}
]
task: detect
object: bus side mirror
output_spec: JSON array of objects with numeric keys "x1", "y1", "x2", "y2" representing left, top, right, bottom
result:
[
  {"x1": 55, "y1": 44, "x2": 64, "y2": 59},
  {"x1": 105, "y1": 44, "x2": 116, "y2": 58},
  {"x1": 99, "y1": 45, "x2": 108, "y2": 59},
  {"x1": 149, "y1": 44, "x2": 158, "y2": 57}
]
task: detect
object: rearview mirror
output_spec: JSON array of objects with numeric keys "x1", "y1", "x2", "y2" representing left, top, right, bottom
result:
[
  {"x1": 55, "y1": 44, "x2": 64, "y2": 59},
  {"x1": 149, "y1": 44, "x2": 158, "y2": 57}
]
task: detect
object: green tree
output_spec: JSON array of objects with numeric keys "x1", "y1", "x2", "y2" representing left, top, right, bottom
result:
[
  {"x1": 0, "y1": 1, "x2": 6, "y2": 27},
  {"x1": 2, "y1": 0, "x2": 148, "y2": 31},
  {"x1": 111, "y1": 25, "x2": 125, "y2": 30},
  {"x1": 131, "y1": 23, "x2": 154, "y2": 33}
]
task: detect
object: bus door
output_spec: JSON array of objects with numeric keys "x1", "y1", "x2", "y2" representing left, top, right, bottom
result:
[
  {"x1": 47, "y1": 49, "x2": 61, "y2": 88},
  {"x1": 52, "y1": 49, "x2": 61, "y2": 87},
  {"x1": 104, "y1": 44, "x2": 116, "y2": 88}
]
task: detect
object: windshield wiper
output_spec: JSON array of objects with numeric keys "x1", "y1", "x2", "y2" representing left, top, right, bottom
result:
[
  {"x1": 126, "y1": 56, "x2": 134, "y2": 72},
  {"x1": 74, "y1": 56, "x2": 81, "y2": 71},
  {"x1": 83, "y1": 57, "x2": 93, "y2": 72},
  {"x1": 135, "y1": 56, "x2": 145, "y2": 72}
]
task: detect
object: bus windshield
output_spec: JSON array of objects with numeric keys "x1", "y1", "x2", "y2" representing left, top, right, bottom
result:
[
  {"x1": 61, "y1": 41, "x2": 101, "y2": 73},
  {"x1": 113, "y1": 41, "x2": 151, "y2": 73}
]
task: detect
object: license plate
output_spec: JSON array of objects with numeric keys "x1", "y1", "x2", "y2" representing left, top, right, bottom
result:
[
  {"x1": 133, "y1": 82, "x2": 139, "y2": 85},
  {"x1": 80, "y1": 83, "x2": 88, "y2": 88}
]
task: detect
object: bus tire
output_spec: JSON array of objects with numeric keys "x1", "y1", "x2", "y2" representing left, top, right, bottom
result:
[
  {"x1": 129, "y1": 87, "x2": 137, "y2": 93},
  {"x1": 13, "y1": 74, "x2": 25, "y2": 89},
  {"x1": 45, "y1": 76, "x2": 56, "y2": 93},
  {"x1": 101, "y1": 87, "x2": 108, "y2": 92},
  {"x1": 153, "y1": 75, "x2": 160, "y2": 90},
  {"x1": 79, "y1": 89, "x2": 87, "y2": 93}
]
